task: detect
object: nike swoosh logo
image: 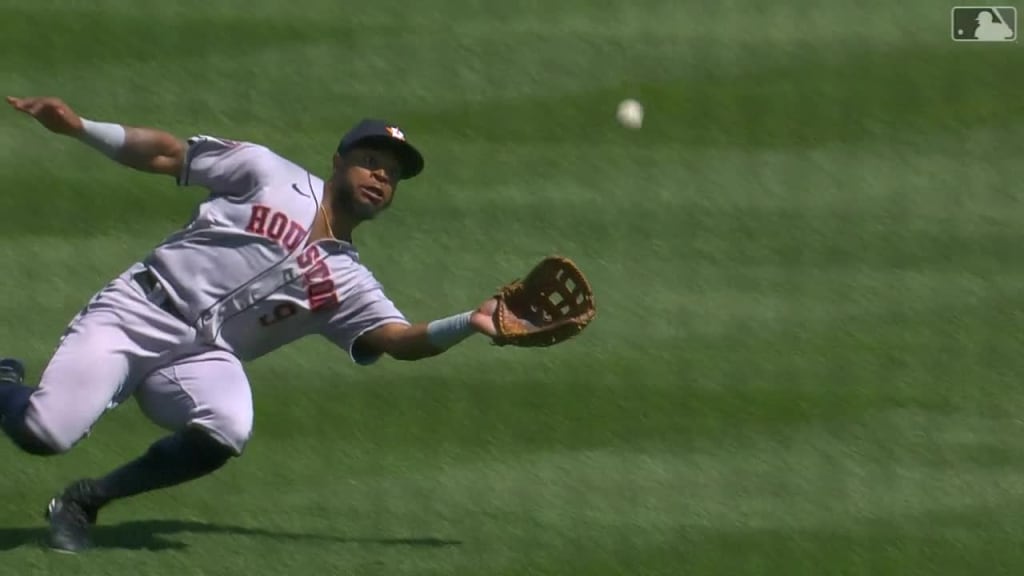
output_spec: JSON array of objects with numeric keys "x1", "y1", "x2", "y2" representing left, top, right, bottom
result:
[{"x1": 292, "y1": 183, "x2": 311, "y2": 197}]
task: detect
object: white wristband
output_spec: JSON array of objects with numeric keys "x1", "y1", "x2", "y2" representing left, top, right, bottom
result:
[
  {"x1": 78, "y1": 118, "x2": 126, "y2": 158},
  {"x1": 426, "y1": 311, "x2": 475, "y2": 350}
]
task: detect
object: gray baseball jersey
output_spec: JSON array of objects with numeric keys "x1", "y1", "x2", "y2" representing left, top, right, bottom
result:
[
  {"x1": 151, "y1": 135, "x2": 409, "y2": 364},
  {"x1": 20, "y1": 135, "x2": 408, "y2": 455}
]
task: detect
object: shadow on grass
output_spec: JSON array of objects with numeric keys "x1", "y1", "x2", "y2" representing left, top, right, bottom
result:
[{"x1": 0, "y1": 520, "x2": 462, "y2": 552}]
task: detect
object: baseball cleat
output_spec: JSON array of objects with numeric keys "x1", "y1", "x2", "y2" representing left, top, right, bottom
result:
[
  {"x1": 0, "y1": 358, "x2": 25, "y2": 385},
  {"x1": 44, "y1": 479, "x2": 100, "y2": 553}
]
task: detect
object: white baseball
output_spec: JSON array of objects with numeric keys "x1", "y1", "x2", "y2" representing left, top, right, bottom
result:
[{"x1": 616, "y1": 99, "x2": 644, "y2": 129}]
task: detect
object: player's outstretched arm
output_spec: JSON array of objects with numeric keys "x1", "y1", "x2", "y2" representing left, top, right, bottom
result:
[
  {"x1": 6, "y1": 96, "x2": 185, "y2": 177},
  {"x1": 356, "y1": 298, "x2": 499, "y2": 362}
]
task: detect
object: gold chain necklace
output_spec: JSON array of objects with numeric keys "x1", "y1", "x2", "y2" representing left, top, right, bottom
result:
[{"x1": 319, "y1": 202, "x2": 336, "y2": 239}]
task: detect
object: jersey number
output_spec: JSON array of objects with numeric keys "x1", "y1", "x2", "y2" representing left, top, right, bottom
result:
[{"x1": 259, "y1": 303, "x2": 298, "y2": 327}]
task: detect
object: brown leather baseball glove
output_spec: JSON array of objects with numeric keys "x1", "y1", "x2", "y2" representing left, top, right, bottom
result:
[{"x1": 491, "y1": 255, "x2": 597, "y2": 347}]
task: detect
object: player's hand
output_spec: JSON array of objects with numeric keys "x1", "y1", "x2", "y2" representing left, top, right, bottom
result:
[
  {"x1": 470, "y1": 298, "x2": 499, "y2": 337},
  {"x1": 6, "y1": 96, "x2": 84, "y2": 136}
]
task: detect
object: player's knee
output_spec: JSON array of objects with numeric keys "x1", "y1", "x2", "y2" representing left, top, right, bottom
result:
[
  {"x1": 3, "y1": 419, "x2": 64, "y2": 456},
  {"x1": 197, "y1": 410, "x2": 252, "y2": 457},
  {"x1": 178, "y1": 427, "x2": 238, "y2": 470},
  {"x1": 10, "y1": 405, "x2": 76, "y2": 456}
]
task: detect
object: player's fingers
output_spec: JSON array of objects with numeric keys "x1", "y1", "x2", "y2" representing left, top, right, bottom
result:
[
  {"x1": 5, "y1": 96, "x2": 28, "y2": 111},
  {"x1": 8, "y1": 96, "x2": 44, "y2": 113},
  {"x1": 25, "y1": 99, "x2": 52, "y2": 116},
  {"x1": 23, "y1": 103, "x2": 44, "y2": 116}
]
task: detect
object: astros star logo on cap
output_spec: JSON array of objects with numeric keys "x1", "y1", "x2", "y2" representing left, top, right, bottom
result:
[{"x1": 386, "y1": 126, "x2": 406, "y2": 141}]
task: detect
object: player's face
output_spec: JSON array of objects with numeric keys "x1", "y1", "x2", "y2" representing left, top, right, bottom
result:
[{"x1": 333, "y1": 146, "x2": 402, "y2": 221}]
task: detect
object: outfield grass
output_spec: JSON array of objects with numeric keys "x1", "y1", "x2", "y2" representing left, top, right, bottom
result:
[{"x1": 1, "y1": 1, "x2": 1024, "y2": 574}]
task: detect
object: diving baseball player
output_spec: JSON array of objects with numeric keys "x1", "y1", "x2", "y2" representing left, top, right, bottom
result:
[{"x1": 2, "y1": 95, "x2": 506, "y2": 553}]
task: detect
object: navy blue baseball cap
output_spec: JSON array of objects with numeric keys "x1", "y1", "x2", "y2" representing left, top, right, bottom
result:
[{"x1": 337, "y1": 119, "x2": 424, "y2": 179}]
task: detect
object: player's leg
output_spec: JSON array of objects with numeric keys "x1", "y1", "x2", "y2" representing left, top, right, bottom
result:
[
  {"x1": 96, "y1": 350, "x2": 253, "y2": 505},
  {"x1": 45, "y1": 349, "x2": 253, "y2": 551},
  {"x1": 45, "y1": 427, "x2": 236, "y2": 553},
  {"x1": 0, "y1": 305, "x2": 133, "y2": 456},
  {"x1": 1, "y1": 265, "x2": 197, "y2": 458}
]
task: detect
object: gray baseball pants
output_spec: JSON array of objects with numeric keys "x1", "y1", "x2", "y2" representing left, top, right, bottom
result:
[{"x1": 21, "y1": 262, "x2": 253, "y2": 455}]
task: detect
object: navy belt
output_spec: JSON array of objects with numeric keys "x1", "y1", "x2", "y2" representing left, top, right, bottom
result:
[{"x1": 132, "y1": 268, "x2": 186, "y2": 322}]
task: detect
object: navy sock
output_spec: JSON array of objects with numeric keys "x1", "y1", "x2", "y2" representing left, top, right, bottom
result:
[
  {"x1": 89, "y1": 428, "x2": 235, "y2": 510},
  {"x1": 0, "y1": 361, "x2": 51, "y2": 455},
  {"x1": 0, "y1": 383, "x2": 41, "y2": 453},
  {"x1": 0, "y1": 382, "x2": 33, "y2": 422}
]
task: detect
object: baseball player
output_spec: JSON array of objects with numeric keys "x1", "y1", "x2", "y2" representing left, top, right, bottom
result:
[{"x1": 2, "y1": 95, "x2": 506, "y2": 553}]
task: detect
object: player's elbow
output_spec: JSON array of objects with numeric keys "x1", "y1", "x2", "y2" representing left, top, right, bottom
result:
[
  {"x1": 121, "y1": 139, "x2": 185, "y2": 177},
  {"x1": 148, "y1": 140, "x2": 186, "y2": 177},
  {"x1": 386, "y1": 345, "x2": 438, "y2": 362},
  {"x1": 386, "y1": 339, "x2": 446, "y2": 362},
  {"x1": 357, "y1": 323, "x2": 440, "y2": 362}
]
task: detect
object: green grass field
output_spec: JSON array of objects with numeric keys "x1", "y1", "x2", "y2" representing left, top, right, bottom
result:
[{"x1": 2, "y1": 0, "x2": 1024, "y2": 574}]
